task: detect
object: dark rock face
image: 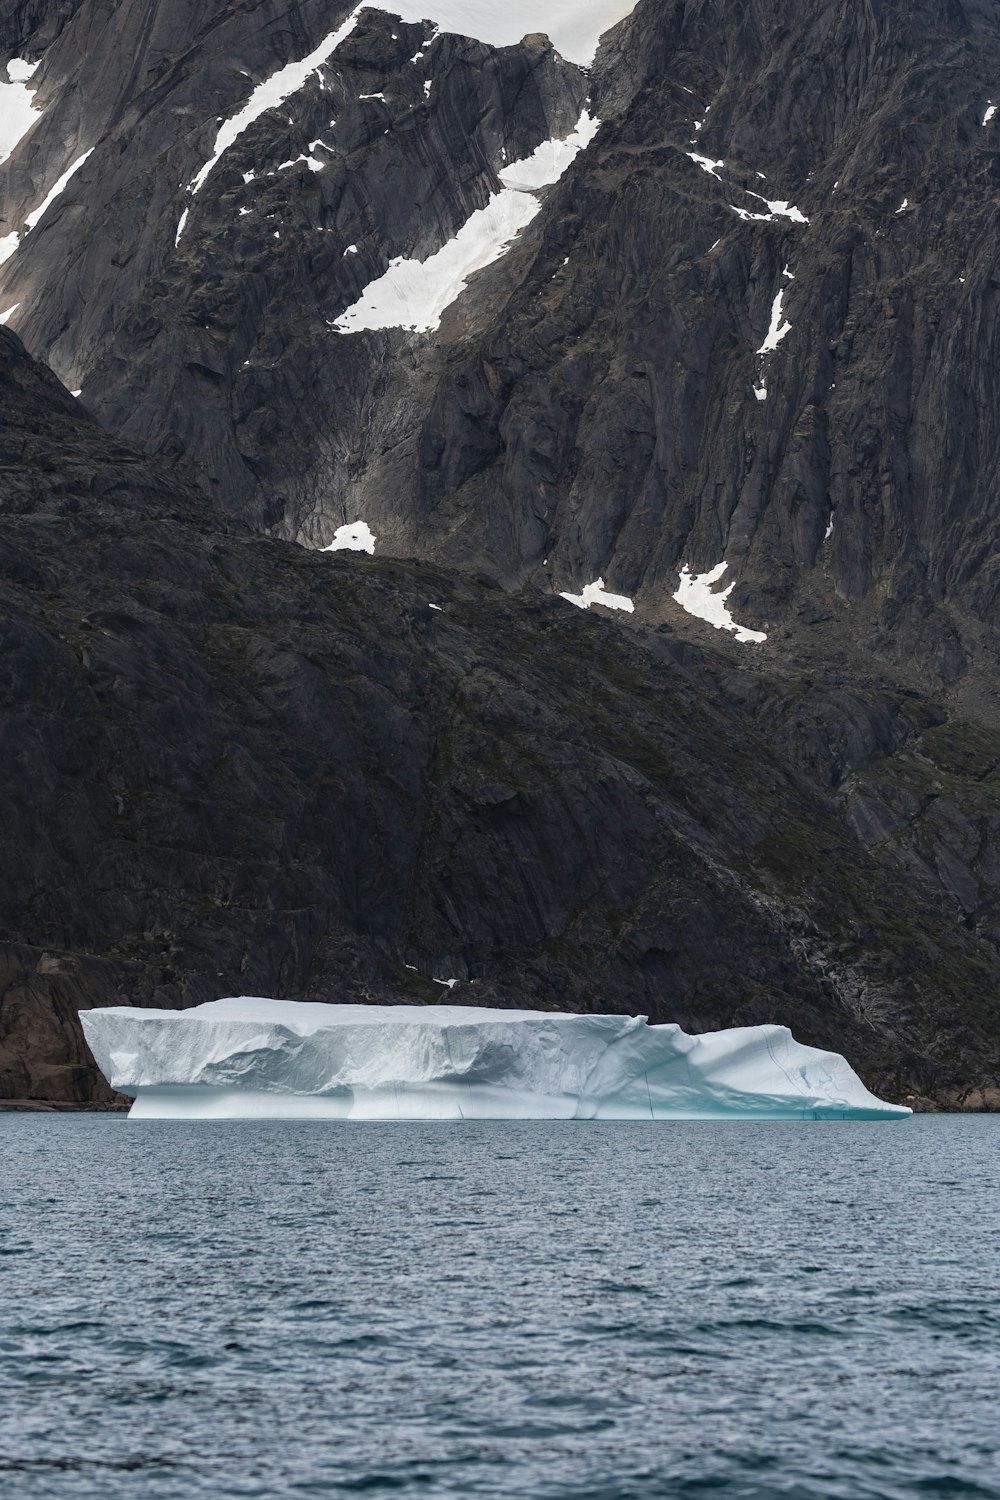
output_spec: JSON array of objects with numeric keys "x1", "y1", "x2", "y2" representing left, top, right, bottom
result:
[
  {"x1": 0, "y1": 0, "x2": 587, "y2": 524},
  {"x1": 2, "y1": 0, "x2": 1000, "y2": 1108},
  {"x1": 0, "y1": 323, "x2": 999, "y2": 1109},
  {"x1": 5, "y1": 0, "x2": 1000, "y2": 681}
]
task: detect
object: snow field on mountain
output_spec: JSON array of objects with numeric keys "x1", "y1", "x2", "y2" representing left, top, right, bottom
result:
[
  {"x1": 80, "y1": 997, "x2": 910, "y2": 1120},
  {"x1": 25, "y1": 148, "x2": 93, "y2": 230},
  {"x1": 758, "y1": 276, "x2": 793, "y2": 354},
  {"x1": 673, "y1": 562, "x2": 767, "y2": 644},
  {"x1": 178, "y1": 0, "x2": 367, "y2": 237},
  {"x1": 750, "y1": 264, "x2": 794, "y2": 401},
  {"x1": 559, "y1": 578, "x2": 634, "y2": 612},
  {"x1": 0, "y1": 59, "x2": 41, "y2": 164},
  {"x1": 333, "y1": 189, "x2": 542, "y2": 333},
  {"x1": 178, "y1": 0, "x2": 629, "y2": 243},
  {"x1": 323, "y1": 520, "x2": 376, "y2": 552},
  {"x1": 381, "y1": 0, "x2": 636, "y2": 63},
  {"x1": 334, "y1": 110, "x2": 598, "y2": 334}
]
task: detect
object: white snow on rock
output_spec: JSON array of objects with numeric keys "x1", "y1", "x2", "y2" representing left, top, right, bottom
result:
[
  {"x1": 753, "y1": 382, "x2": 767, "y2": 401},
  {"x1": 559, "y1": 577, "x2": 634, "y2": 612},
  {"x1": 687, "y1": 152, "x2": 724, "y2": 180},
  {"x1": 0, "y1": 301, "x2": 18, "y2": 324},
  {"x1": 730, "y1": 193, "x2": 808, "y2": 225},
  {"x1": 0, "y1": 60, "x2": 42, "y2": 164},
  {"x1": 179, "y1": 1, "x2": 366, "y2": 237},
  {"x1": 6, "y1": 58, "x2": 37, "y2": 84},
  {"x1": 176, "y1": 0, "x2": 629, "y2": 247},
  {"x1": 334, "y1": 186, "x2": 537, "y2": 333},
  {"x1": 984, "y1": 102, "x2": 996, "y2": 125},
  {"x1": 387, "y1": 0, "x2": 636, "y2": 64},
  {"x1": 673, "y1": 561, "x2": 767, "y2": 644},
  {"x1": 895, "y1": 196, "x2": 908, "y2": 214},
  {"x1": 745, "y1": 191, "x2": 808, "y2": 223},
  {"x1": 24, "y1": 148, "x2": 94, "y2": 232},
  {"x1": 757, "y1": 266, "x2": 793, "y2": 354},
  {"x1": 323, "y1": 520, "x2": 376, "y2": 553},
  {"x1": 334, "y1": 109, "x2": 598, "y2": 334},
  {"x1": 497, "y1": 109, "x2": 599, "y2": 189},
  {"x1": 79, "y1": 997, "x2": 911, "y2": 1120}
]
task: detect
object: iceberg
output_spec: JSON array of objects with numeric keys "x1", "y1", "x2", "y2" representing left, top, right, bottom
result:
[{"x1": 80, "y1": 999, "x2": 910, "y2": 1121}]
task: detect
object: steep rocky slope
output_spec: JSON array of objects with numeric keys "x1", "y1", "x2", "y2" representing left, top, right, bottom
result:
[
  {"x1": 4, "y1": 0, "x2": 1000, "y2": 689},
  {"x1": 1, "y1": 324, "x2": 1000, "y2": 1109},
  {"x1": 2, "y1": 0, "x2": 1000, "y2": 1108}
]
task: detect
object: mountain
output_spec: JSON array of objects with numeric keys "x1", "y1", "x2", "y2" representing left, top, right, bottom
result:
[{"x1": 2, "y1": 0, "x2": 1000, "y2": 1109}]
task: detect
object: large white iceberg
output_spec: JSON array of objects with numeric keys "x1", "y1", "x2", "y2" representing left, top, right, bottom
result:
[{"x1": 80, "y1": 998, "x2": 910, "y2": 1120}]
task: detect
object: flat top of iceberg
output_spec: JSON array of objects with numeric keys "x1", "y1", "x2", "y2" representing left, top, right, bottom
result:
[{"x1": 91, "y1": 996, "x2": 626, "y2": 1034}]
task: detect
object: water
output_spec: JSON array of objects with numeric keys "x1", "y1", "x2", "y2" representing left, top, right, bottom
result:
[{"x1": 1, "y1": 1116, "x2": 998, "y2": 1500}]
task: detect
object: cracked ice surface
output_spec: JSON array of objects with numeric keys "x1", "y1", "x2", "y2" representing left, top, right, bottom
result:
[
  {"x1": 79, "y1": 998, "x2": 910, "y2": 1120},
  {"x1": 673, "y1": 562, "x2": 767, "y2": 644}
]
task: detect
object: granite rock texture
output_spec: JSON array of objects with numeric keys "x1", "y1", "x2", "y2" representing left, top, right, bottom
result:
[{"x1": 2, "y1": 1, "x2": 1000, "y2": 1107}]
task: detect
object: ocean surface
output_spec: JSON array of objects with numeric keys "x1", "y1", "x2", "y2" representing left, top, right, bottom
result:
[{"x1": 1, "y1": 1116, "x2": 998, "y2": 1500}]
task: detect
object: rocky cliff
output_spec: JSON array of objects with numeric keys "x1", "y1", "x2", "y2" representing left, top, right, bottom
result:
[{"x1": 2, "y1": 0, "x2": 1000, "y2": 1107}]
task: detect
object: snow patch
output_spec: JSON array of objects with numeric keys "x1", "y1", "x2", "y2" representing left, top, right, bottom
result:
[
  {"x1": 0, "y1": 61, "x2": 42, "y2": 164},
  {"x1": 895, "y1": 196, "x2": 908, "y2": 213},
  {"x1": 334, "y1": 108, "x2": 598, "y2": 334},
  {"x1": 181, "y1": 1, "x2": 365, "y2": 228},
  {"x1": 687, "y1": 152, "x2": 723, "y2": 180},
  {"x1": 559, "y1": 577, "x2": 634, "y2": 612},
  {"x1": 0, "y1": 232, "x2": 19, "y2": 264},
  {"x1": 757, "y1": 266, "x2": 793, "y2": 354},
  {"x1": 323, "y1": 520, "x2": 376, "y2": 553},
  {"x1": 497, "y1": 109, "x2": 598, "y2": 189},
  {"x1": 24, "y1": 149, "x2": 94, "y2": 232},
  {"x1": 6, "y1": 58, "x2": 37, "y2": 84},
  {"x1": 0, "y1": 301, "x2": 18, "y2": 324},
  {"x1": 79, "y1": 997, "x2": 910, "y2": 1121},
  {"x1": 384, "y1": 0, "x2": 636, "y2": 65},
  {"x1": 673, "y1": 561, "x2": 766, "y2": 644},
  {"x1": 745, "y1": 191, "x2": 808, "y2": 223},
  {"x1": 984, "y1": 103, "x2": 996, "y2": 125},
  {"x1": 731, "y1": 196, "x2": 808, "y2": 224}
]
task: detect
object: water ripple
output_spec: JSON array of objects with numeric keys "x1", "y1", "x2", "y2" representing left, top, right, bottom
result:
[{"x1": 2, "y1": 1116, "x2": 999, "y2": 1499}]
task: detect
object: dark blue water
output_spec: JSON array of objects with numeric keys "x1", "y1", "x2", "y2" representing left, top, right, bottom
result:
[{"x1": 2, "y1": 1116, "x2": 998, "y2": 1499}]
